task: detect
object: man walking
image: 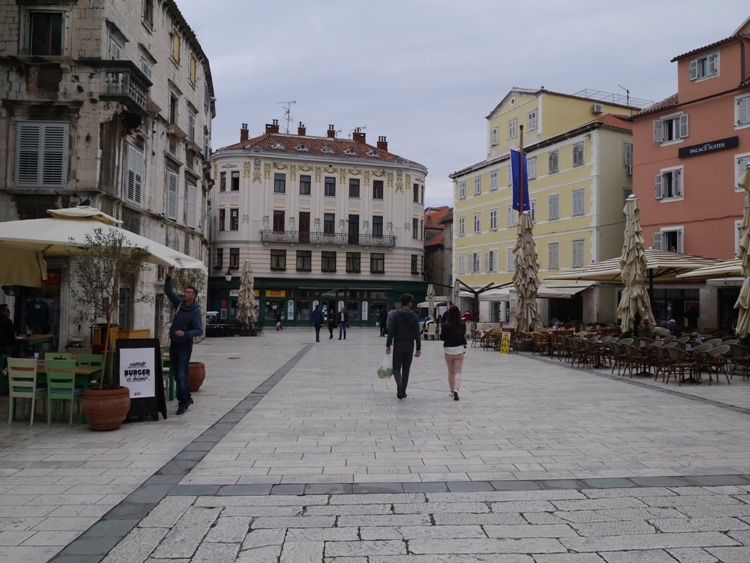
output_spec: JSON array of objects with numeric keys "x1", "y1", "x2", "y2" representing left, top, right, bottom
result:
[
  {"x1": 327, "y1": 306, "x2": 337, "y2": 339},
  {"x1": 338, "y1": 306, "x2": 349, "y2": 340},
  {"x1": 165, "y1": 265, "x2": 203, "y2": 415},
  {"x1": 312, "y1": 304, "x2": 324, "y2": 342},
  {"x1": 378, "y1": 307, "x2": 388, "y2": 337},
  {"x1": 386, "y1": 293, "x2": 421, "y2": 399}
]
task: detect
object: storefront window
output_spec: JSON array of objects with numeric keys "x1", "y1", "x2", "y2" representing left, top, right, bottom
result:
[{"x1": 296, "y1": 300, "x2": 310, "y2": 320}]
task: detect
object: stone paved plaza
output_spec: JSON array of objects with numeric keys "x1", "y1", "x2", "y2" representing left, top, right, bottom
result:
[{"x1": 2, "y1": 328, "x2": 750, "y2": 561}]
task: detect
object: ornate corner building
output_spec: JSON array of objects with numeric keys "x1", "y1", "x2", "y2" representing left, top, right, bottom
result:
[{"x1": 210, "y1": 121, "x2": 428, "y2": 327}]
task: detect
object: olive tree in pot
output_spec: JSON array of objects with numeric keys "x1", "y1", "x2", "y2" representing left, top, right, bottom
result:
[{"x1": 68, "y1": 228, "x2": 151, "y2": 430}]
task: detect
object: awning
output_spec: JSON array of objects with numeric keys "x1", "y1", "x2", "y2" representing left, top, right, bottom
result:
[
  {"x1": 677, "y1": 259, "x2": 741, "y2": 280},
  {"x1": 463, "y1": 282, "x2": 594, "y2": 302}
]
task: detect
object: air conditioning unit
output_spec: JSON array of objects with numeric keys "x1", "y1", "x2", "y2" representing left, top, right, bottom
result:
[
  {"x1": 592, "y1": 103, "x2": 604, "y2": 114},
  {"x1": 625, "y1": 164, "x2": 633, "y2": 175}
]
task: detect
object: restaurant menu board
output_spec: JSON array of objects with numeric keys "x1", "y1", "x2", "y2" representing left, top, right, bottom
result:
[{"x1": 117, "y1": 338, "x2": 167, "y2": 420}]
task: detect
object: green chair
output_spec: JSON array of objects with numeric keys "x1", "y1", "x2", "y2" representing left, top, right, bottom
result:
[
  {"x1": 45, "y1": 359, "x2": 83, "y2": 426},
  {"x1": 48, "y1": 352, "x2": 74, "y2": 360},
  {"x1": 161, "y1": 346, "x2": 174, "y2": 401},
  {"x1": 8, "y1": 358, "x2": 46, "y2": 426},
  {"x1": 77, "y1": 353, "x2": 103, "y2": 367}
]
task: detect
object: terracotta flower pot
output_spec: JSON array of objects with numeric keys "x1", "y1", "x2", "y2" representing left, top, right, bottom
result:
[
  {"x1": 188, "y1": 362, "x2": 205, "y2": 392},
  {"x1": 81, "y1": 386, "x2": 131, "y2": 431}
]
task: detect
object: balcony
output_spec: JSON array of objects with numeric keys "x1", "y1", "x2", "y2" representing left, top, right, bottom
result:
[
  {"x1": 99, "y1": 61, "x2": 151, "y2": 115},
  {"x1": 260, "y1": 230, "x2": 396, "y2": 247}
]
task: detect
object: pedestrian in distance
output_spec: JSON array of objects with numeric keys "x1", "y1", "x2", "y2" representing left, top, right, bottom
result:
[
  {"x1": 165, "y1": 265, "x2": 203, "y2": 416},
  {"x1": 378, "y1": 307, "x2": 388, "y2": 337},
  {"x1": 385, "y1": 293, "x2": 421, "y2": 400},
  {"x1": 327, "y1": 306, "x2": 337, "y2": 339},
  {"x1": 275, "y1": 309, "x2": 283, "y2": 330},
  {"x1": 338, "y1": 306, "x2": 349, "y2": 340},
  {"x1": 312, "y1": 304, "x2": 324, "y2": 342},
  {"x1": 441, "y1": 305, "x2": 467, "y2": 401}
]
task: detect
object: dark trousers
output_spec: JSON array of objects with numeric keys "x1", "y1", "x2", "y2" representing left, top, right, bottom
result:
[
  {"x1": 314, "y1": 324, "x2": 321, "y2": 340},
  {"x1": 169, "y1": 344, "x2": 193, "y2": 405},
  {"x1": 392, "y1": 345, "x2": 414, "y2": 391},
  {"x1": 328, "y1": 323, "x2": 335, "y2": 337}
]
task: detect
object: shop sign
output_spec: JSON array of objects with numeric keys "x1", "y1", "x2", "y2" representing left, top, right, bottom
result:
[
  {"x1": 678, "y1": 136, "x2": 738, "y2": 158},
  {"x1": 44, "y1": 270, "x2": 61, "y2": 284},
  {"x1": 230, "y1": 289, "x2": 239, "y2": 297},
  {"x1": 267, "y1": 289, "x2": 285, "y2": 297}
]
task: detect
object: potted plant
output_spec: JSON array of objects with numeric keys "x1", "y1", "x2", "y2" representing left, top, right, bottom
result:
[{"x1": 68, "y1": 228, "x2": 151, "y2": 430}]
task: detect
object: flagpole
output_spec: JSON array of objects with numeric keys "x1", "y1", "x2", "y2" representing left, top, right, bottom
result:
[{"x1": 518, "y1": 125, "x2": 524, "y2": 215}]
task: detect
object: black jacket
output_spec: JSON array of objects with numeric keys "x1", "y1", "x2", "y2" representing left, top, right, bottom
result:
[
  {"x1": 386, "y1": 308, "x2": 421, "y2": 351},
  {"x1": 440, "y1": 321, "x2": 467, "y2": 348}
]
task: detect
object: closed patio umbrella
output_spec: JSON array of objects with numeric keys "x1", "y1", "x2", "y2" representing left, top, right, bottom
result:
[
  {"x1": 735, "y1": 171, "x2": 750, "y2": 338},
  {"x1": 616, "y1": 195, "x2": 655, "y2": 336},
  {"x1": 426, "y1": 283, "x2": 436, "y2": 319},
  {"x1": 236, "y1": 259, "x2": 256, "y2": 329},
  {"x1": 512, "y1": 211, "x2": 539, "y2": 332},
  {"x1": 451, "y1": 279, "x2": 461, "y2": 309}
]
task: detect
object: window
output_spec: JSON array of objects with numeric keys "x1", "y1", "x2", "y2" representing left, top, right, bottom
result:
[
  {"x1": 474, "y1": 176, "x2": 482, "y2": 195},
  {"x1": 324, "y1": 213, "x2": 335, "y2": 235},
  {"x1": 486, "y1": 250, "x2": 497, "y2": 273},
  {"x1": 124, "y1": 143, "x2": 143, "y2": 205},
  {"x1": 15, "y1": 121, "x2": 69, "y2": 188},
  {"x1": 490, "y1": 170, "x2": 498, "y2": 191},
  {"x1": 548, "y1": 194, "x2": 559, "y2": 220},
  {"x1": 506, "y1": 248, "x2": 514, "y2": 272},
  {"x1": 372, "y1": 216, "x2": 383, "y2": 237},
  {"x1": 139, "y1": 57, "x2": 153, "y2": 79},
  {"x1": 736, "y1": 220, "x2": 743, "y2": 257},
  {"x1": 231, "y1": 171, "x2": 239, "y2": 191},
  {"x1": 373, "y1": 179, "x2": 384, "y2": 199},
  {"x1": 737, "y1": 95, "x2": 750, "y2": 127},
  {"x1": 548, "y1": 243, "x2": 559, "y2": 270},
  {"x1": 189, "y1": 55, "x2": 198, "y2": 85},
  {"x1": 530, "y1": 199, "x2": 537, "y2": 223},
  {"x1": 572, "y1": 189, "x2": 584, "y2": 216},
  {"x1": 489, "y1": 208, "x2": 498, "y2": 231},
  {"x1": 214, "y1": 248, "x2": 223, "y2": 269},
  {"x1": 299, "y1": 174, "x2": 311, "y2": 195},
  {"x1": 528, "y1": 109, "x2": 538, "y2": 131},
  {"x1": 346, "y1": 252, "x2": 361, "y2": 273},
  {"x1": 218, "y1": 209, "x2": 226, "y2": 231},
  {"x1": 296, "y1": 250, "x2": 312, "y2": 272},
  {"x1": 527, "y1": 156, "x2": 537, "y2": 180},
  {"x1": 506, "y1": 206, "x2": 516, "y2": 228},
  {"x1": 299, "y1": 212, "x2": 310, "y2": 243},
  {"x1": 273, "y1": 210, "x2": 285, "y2": 232},
  {"x1": 109, "y1": 36, "x2": 123, "y2": 60},
  {"x1": 230, "y1": 208, "x2": 239, "y2": 231},
  {"x1": 473, "y1": 212, "x2": 481, "y2": 233},
  {"x1": 470, "y1": 252, "x2": 481, "y2": 274},
  {"x1": 186, "y1": 182, "x2": 197, "y2": 229},
  {"x1": 654, "y1": 114, "x2": 689, "y2": 143},
  {"x1": 274, "y1": 173, "x2": 286, "y2": 194},
  {"x1": 737, "y1": 155, "x2": 750, "y2": 191},
  {"x1": 655, "y1": 168, "x2": 683, "y2": 200},
  {"x1": 507, "y1": 165, "x2": 512, "y2": 186},
  {"x1": 412, "y1": 218, "x2": 419, "y2": 240},
  {"x1": 169, "y1": 95, "x2": 178, "y2": 124},
  {"x1": 508, "y1": 118, "x2": 517, "y2": 139},
  {"x1": 458, "y1": 216, "x2": 465, "y2": 236},
  {"x1": 324, "y1": 176, "x2": 336, "y2": 197},
  {"x1": 270, "y1": 250, "x2": 286, "y2": 271},
  {"x1": 321, "y1": 251, "x2": 336, "y2": 273},
  {"x1": 166, "y1": 170, "x2": 178, "y2": 220},
  {"x1": 690, "y1": 52, "x2": 718, "y2": 81},
  {"x1": 491, "y1": 127, "x2": 499, "y2": 146},
  {"x1": 458, "y1": 180, "x2": 466, "y2": 199},
  {"x1": 142, "y1": 0, "x2": 154, "y2": 27},
  {"x1": 220, "y1": 172, "x2": 226, "y2": 192},
  {"x1": 572, "y1": 142, "x2": 584, "y2": 167},
  {"x1": 413, "y1": 183, "x2": 420, "y2": 203},
  {"x1": 458, "y1": 254, "x2": 466, "y2": 275},
  {"x1": 229, "y1": 248, "x2": 240, "y2": 269},
  {"x1": 171, "y1": 30, "x2": 181, "y2": 63},
  {"x1": 572, "y1": 240, "x2": 584, "y2": 268},
  {"x1": 370, "y1": 253, "x2": 385, "y2": 274},
  {"x1": 349, "y1": 178, "x2": 360, "y2": 198},
  {"x1": 29, "y1": 11, "x2": 64, "y2": 56},
  {"x1": 653, "y1": 228, "x2": 684, "y2": 253},
  {"x1": 624, "y1": 142, "x2": 633, "y2": 166},
  {"x1": 411, "y1": 255, "x2": 419, "y2": 275},
  {"x1": 349, "y1": 215, "x2": 360, "y2": 245},
  {"x1": 187, "y1": 110, "x2": 196, "y2": 142},
  {"x1": 548, "y1": 150, "x2": 559, "y2": 174}
]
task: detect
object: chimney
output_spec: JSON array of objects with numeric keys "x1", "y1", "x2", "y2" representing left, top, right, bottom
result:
[
  {"x1": 327, "y1": 124, "x2": 336, "y2": 139},
  {"x1": 352, "y1": 127, "x2": 366, "y2": 144},
  {"x1": 297, "y1": 122, "x2": 306, "y2": 136},
  {"x1": 377, "y1": 136, "x2": 388, "y2": 152},
  {"x1": 240, "y1": 123, "x2": 249, "y2": 142},
  {"x1": 265, "y1": 119, "x2": 280, "y2": 134}
]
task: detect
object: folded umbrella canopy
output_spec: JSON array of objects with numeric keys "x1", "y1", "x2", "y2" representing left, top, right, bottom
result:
[
  {"x1": 236, "y1": 259, "x2": 256, "y2": 328},
  {"x1": 512, "y1": 211, "x2": 539, "y2": 332},
  {"x1": 0, "y1": 207, "x2": 206, "y2": 287}
]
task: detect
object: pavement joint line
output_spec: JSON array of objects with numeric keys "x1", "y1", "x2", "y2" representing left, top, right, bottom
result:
[{"x1": 49, "y1": 343, "x2": 314, "y2": 563}]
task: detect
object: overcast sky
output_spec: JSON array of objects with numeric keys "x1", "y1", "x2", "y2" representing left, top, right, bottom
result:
[{"x1": 176, "y1": 1, "x2": 748, "y2": 207}]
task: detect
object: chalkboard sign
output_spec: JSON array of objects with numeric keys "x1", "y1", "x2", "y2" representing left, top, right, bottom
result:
[{"x1": 117, "y1": 338, "x2": 167, "y2": 420}]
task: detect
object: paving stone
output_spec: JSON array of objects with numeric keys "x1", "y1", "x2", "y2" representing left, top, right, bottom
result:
[
  {"x1": 324, "y1": 539, "x2": 406, "y2": 557},
  {"x1": 100, "y1": 527, "x2": 167, "y2": 563},
  {"x1": 407, "y1": 537, "x2": 566, "y2": 555},
  {"x1": 204, "y1": 516, "x2": 250, "y2": 542},
  {"x1": 149, "y1": 506, "x2": 221, "y2": 559}
]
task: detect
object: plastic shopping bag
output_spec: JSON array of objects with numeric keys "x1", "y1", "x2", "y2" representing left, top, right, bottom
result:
[{"x1": 377, "y1": 354, "x2": 393, "y2": 379}]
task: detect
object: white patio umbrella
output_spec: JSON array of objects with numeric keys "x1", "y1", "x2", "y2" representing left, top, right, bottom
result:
[
  {"x1": 451, "y1": 279, "x2": 461, "y2": 309},
  {"x1": 512, "y1": 211, "x2": 539, "y2": 332},
  {"x1": 616, "y1": 195, "x2": 656, "y2": 336},
  {"x1": 735, "y1": 172, "x2": 750, "y2": 338},
  {"x1": 236, "y1": 259, "x2": 256, "y2": 328},
  {"x1": 0, "y1": 207, "x2": 205, "y2": 286}
]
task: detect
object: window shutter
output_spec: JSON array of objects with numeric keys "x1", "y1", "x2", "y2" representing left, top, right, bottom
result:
[
  {"x1": 186, "y1": 182, "x2": 197, "y2": 228},
  {"x1": 125, "y1": 144, "x2": 143, "y2": 204},
  {"x1": 689, "y1": 59, "x2": 697, "y2": 80},
  {"x1": 739, "y1": 97, "x2": 750, "y2": 125},
  {"x1": 674, "y1": 170, "x2": 682, "y2": 196},
  {"x1": 708, "y1": 53, "x2": 717, "y2": 75},
  {"x1": 655, "y1": 174, "x2": 663, "y2": 199},
  {"x1": 17, "y1": 124, "x2": 41, "y2": 185},
  {"x1": 17, "y1": 122, "x2": 68, "y2": 188},
  {"x1": 166, "y1": 171, "x2": 178, "y2": 220},
  {"x1": 679, "y1": 114, "x2": 689, "y2": 138},
  {"x1": 653, "y1": 232, "x2": 662, "y2": 250},
  {"x1": 653, "y1": 120, "x2": 663, "y2": 143},
  {"x1": 677, "y1": 229, "x2": 684, "y2": 253}
]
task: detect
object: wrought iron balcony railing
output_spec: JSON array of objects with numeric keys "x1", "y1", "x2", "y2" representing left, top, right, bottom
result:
[
  {"x1": 260, "y1": 230, "x2": 396, "y2": 247},
  {"x1": 100, "y1": 61, "x2": 151, "y2": 114}
]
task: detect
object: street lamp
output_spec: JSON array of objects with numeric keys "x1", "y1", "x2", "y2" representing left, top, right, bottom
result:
[{"x1": 224, "y1": 268, "x2": 232, "y2": 282}]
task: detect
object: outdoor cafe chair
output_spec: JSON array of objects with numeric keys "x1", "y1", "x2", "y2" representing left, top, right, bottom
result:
[
  {"x1": 7, "y1": 358, "x2": 46, "y2": 426},
  {"x1": 77, "y1": 353, "x2": 104, "y2": 367},
  {"x1": 470, "y1": 328, "x2": 484, "y2": 348},
  {"x1": 425, "y1": 323, "x2": 438, "y2": 341},
  {"x1": 45, "y1": 359, "x2": 83, "y2": 426},
  {"x1": 729, "y1": 343, "x2": 750, "y2": 381},
  {"x1": 531, "y1": 331, "x2": 551, "y2": 356},
  {"x1": 704, "y1": 344, "x2": 731, "y2": 385},
  {"x1": 676, "y1": 336, "x2": 691, "y2": 344},
  {"x1": 664, "y1": 345, "x2": 698, "y2": 386},
  {"x1": 703, "y1": 338, "x2": 723, "y2": 346},
  {"x1": 621, "y1": 342, "x2": 650, "y2": 378},
  {"x1": 48, "y1": 352, "x2": 74, "y2": 360}
]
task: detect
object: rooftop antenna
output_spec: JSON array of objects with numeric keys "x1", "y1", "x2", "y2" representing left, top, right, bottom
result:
[
  {"x1": 617, "y1": 84, "x2": 630, "y2": 110},
  {"x1": 277, "y1": 100, "x2": 296, "y2": 133},
  {"x1": 348, "y1": 126, "x2": 366, "y2": 138}
]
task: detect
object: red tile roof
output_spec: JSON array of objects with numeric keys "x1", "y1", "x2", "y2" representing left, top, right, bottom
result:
[
  {"x1": 425, "y1": 229, "x2": 445, "y2": 248},
  {"x1": 671, "y1": 35, "x2": 743, "y2": 62},
  {"x1": 425, "y1": 206, "x2": 452, "y2": 227},
  {"x1": 631, "y1": 94, "x2": 679, "y2": 119}
]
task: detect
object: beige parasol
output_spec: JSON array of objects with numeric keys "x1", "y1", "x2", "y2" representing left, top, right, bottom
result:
[
  {"x1": 616, "y1": 195, "x2": 656, "y2": 335},
  {"x1": 512, "y1": 211, "x2": 539, "y2": 332},
  {"x1": 426, "y1": 283, "x2": 436, "y2": 319},
  {"x1": 735, "y1": 168, "x2": 750, "y2": 337},
  {"x1": 236, "y1": 259, "x2": 256, "y2": 328}
]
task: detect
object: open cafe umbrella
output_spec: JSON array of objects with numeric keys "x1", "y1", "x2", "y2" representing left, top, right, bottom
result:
[
  {"x1": 512, "y1": 211, "x2": 539, "y2": 332},
  {"x1": 236, "y1": 259, "x2": 256, "y2": 329},
  {"x1": 734, "y1": 166, "x2": 750, "y2": 338},
  {"x1": 616, "y1": 195, "x2": 655, "y2": 336}
]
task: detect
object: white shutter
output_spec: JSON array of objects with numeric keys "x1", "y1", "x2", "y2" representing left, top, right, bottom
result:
[
  {"x1": 655, "y1": 174, "x2": 663, "y2": 199},
  {"x1": 707, "y1": 53, "x2": 717, "y2": 75},
  {"x1": 166, "y1": 170, "x2": 178, "y2": 220},
  {"x1": 653, "y1": 120, "x2": 663, "y2": 143},
  {"x1": 125, "y1": 144, "x2": 143, "y2": 204},
  {"x1": 17, "y1": 122, "x2": 68, "y2": 187},
  {"x1": 679, "y1": 114, "x2": 689, "y2": 138},
  {"x1": 674, "y1": 170, "x2": 682, "y2": 196},
  {"x1": 17, "y1": 124, "x2": 41, "y2": 185},
  {"x1": 653, "y1": 231, "x2": 663, "y2": 250},
  {"x1": 676, "y1": 228, "x2": 684, "y2": 253},
  {"x1": 186, "y1": 182, "x2": 197, "y2": 228},
  {"x1": 484, "y1": 251, "x2": 489, "y2": 273},
  {"x1": 689, "y1": 59, "x2": 697, "y2": 80},
  {"x1": 738, "y1": 97, "x2": 750, "y2": 125}
]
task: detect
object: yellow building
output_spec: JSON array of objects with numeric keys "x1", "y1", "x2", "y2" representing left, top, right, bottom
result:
[{"x1": 450, "y1": 88, "x2": 650, "y2": 324}]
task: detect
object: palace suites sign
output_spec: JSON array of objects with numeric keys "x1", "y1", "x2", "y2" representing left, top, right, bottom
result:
[{"x1": 678, "y1": 136, "x2": 738, "y2": 158}]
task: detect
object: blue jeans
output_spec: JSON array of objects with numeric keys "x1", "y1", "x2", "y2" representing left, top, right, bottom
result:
[
  {"x1": 169, "y1": 344, "x2": 193, "y2": 405},
  {"x1": 339, "y1": 323, "x2": 347, "y2": 339}
]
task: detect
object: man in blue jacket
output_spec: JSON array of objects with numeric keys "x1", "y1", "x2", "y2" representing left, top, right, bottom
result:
[
  {"x1": 165, "y1": 265, "x2": 203, "y2": 415},
  {"x1": 312, "y1": 304, "x2": 324, "y2": 342},
  {"x1": 386, "y1": 293, "x2": 421, "y2": 399}
]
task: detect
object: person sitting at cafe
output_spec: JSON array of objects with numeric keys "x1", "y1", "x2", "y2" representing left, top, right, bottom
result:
[
  {"x1": 668, "y1": 319, "x2": 682, "y2": 337},
  {"x1": 0, "y1": 304, "x2": 15, "y2": 357},
  {"x1": 652, "y1": 320, "x2": 670, "y2": 338}
]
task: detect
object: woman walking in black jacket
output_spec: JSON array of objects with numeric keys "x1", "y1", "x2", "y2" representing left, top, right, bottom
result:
[{"x1": 440, "y1": 305, "x2": 467, "y2": 401}]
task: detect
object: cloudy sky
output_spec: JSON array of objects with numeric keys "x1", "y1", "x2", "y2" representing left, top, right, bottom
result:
[{"x1": 177, "y1": 1, "x2": 748, "y2": 207}]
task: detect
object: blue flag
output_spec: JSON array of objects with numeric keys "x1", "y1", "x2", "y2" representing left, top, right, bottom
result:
[{"x1": 511, "y1": 149, "x2": 530, "y2": 212}]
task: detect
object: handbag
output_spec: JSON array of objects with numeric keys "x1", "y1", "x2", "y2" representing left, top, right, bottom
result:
[{"x1": 377, "y1": 354, "x2": 393, "y2": 379}]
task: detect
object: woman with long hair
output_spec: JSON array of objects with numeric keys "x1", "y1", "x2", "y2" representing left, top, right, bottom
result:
[{"x1": 440, "y1": 305, "x2": 467, "y2": 400}]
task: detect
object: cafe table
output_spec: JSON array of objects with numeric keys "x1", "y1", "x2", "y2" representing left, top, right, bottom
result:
[
  {"x1": 15, "y1": 334, "x2": 52, "y2": 356},
  {"x1": 36, "y1": 361, "x2": 103, "y2": 424}
]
